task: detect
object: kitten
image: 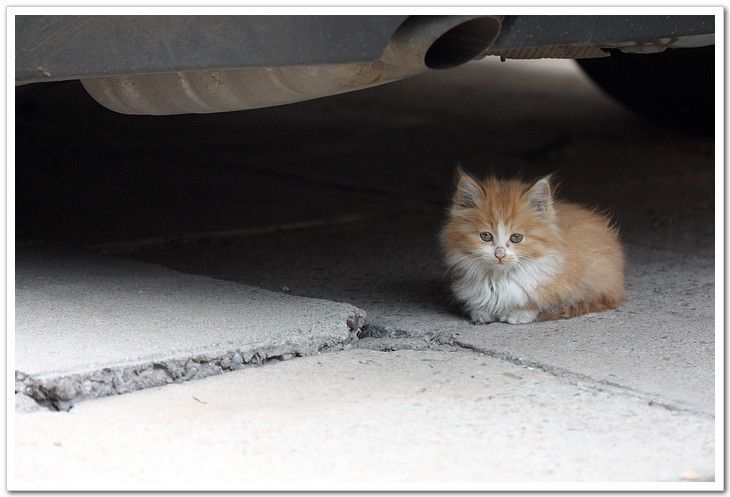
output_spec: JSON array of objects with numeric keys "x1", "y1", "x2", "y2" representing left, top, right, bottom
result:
[{"x1": 440, "y1": 169, "x2": 624, "y2": 324}]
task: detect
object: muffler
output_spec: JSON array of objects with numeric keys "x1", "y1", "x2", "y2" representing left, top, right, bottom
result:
[{"x1": 81, "y1": 15, "x2": 502, "y2": 115}]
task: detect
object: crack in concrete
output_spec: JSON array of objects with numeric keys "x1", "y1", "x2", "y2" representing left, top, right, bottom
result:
[
  {"x1": 240, "y1": 165, "x2": 449, "y2": 209},
  {"x1": 360, "y1": 322, "x2": 714, "y2": 419},
  {"x1": 15, "y1": 331, "x2": 361, "y2": 412},
  {"x1": 446, "y1": 336, "x2": 712, "y2": 418},
  {"x1": 85, "y1": 214, "x2": 378, "y2": 255},
  {"x1": 15, "y1": 317, "x2": 712, "y2": 419}
]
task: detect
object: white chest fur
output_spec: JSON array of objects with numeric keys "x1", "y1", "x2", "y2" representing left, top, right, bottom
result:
[
  {"x1": 449, "y1": 254, "x2": 561, "y2": 322},
  {"x1": 452, "y1": 270, "x2": 528, "y2": 315}
]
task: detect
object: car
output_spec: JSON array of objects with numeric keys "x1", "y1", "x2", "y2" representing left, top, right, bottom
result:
[{"x1": 15, "y1": 14, "x2": 715, "y2": 131}]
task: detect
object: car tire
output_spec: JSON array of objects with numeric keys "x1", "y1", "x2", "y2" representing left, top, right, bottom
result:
[{"x1": 577, "y1": 46, "x2": 714, "y2": 135}]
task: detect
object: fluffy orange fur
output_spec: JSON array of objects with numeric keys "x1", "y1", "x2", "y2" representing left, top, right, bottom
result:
[{"x1": 440, "y1": 169, "x2": 624, "y2": 324}]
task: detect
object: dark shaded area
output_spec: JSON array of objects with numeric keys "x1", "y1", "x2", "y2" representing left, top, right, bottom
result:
[
  {"x1": 578, "y1": 46, "x2": 715, "y2": 135},
  {"x1": 16, "y1": 60, "x2": 713, "y2": 252},
  {"x1": 16, "y1": 80, "x2": 393, "y2": 243}
]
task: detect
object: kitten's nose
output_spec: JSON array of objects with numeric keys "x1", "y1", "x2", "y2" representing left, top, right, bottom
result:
[{"x1": 494, "y1": 246, "x2": 506, "y2": 262}]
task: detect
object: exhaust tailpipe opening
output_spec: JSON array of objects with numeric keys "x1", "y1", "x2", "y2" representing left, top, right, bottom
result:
[{"x1": 425, "y1": 18, "x2": 501, "y2": 70}]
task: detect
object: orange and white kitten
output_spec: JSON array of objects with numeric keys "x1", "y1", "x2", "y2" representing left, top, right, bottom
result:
[{"x1": 440, "y1": 169, "x2": 624, "y2": 324}]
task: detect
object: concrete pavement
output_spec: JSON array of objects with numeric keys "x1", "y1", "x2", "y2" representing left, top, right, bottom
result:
[
  {"x1": 132, "y1": 210, "x2": 714, "y2": 415},
  {"x1": 15, "y1": 245, "x2": 364, "y2": 408},
  {"x1": 13, "y1": 349, "x2": 714, "y2": 488},
  {"x1": 13, "y1": 57, "x2": 717, "y2": 485}
]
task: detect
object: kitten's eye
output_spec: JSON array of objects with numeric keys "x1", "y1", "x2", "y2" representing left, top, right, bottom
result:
[
  {"x1": 510, "y1": 233, "x2": 524, "y2": 243},
  {"x1": 479, "y1": 232, "x2": 493, "y2": 242}
]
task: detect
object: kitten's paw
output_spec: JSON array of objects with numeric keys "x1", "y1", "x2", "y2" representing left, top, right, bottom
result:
[
  {"x1": 469, "y1": 309, "x2": 495, "y2": 325},
  {"x1": 504, "y1": 309, "x2": 539, "y2": 325}
]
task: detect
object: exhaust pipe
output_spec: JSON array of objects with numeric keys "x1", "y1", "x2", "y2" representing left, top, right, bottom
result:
[{"x1": 81, "y1": 15, "x2": 502, "y2": 115}]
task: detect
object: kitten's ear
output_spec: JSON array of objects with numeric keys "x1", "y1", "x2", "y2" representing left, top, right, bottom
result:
[
  {"x1": 453, "y1": 168, "x2": 483, "y2": 208},
  {"x1": 525, "y1": 176, "x2": 554, "y2": 217}
]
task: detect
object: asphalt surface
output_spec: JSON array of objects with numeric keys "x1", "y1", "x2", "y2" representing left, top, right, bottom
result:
[{"x1": 14, "y1": 58, "x2": 716, "y2": 486}]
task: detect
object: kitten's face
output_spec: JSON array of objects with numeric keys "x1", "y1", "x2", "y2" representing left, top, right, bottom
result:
[{"x1": 442, "y1": 172, "x2": 559, "y2": 269}]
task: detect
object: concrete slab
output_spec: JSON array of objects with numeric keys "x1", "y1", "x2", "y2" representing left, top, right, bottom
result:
[
  {"x1": 17, "y1": 58, "x2": 712, "y2": 411},
  {"x1": 13, "y1": 349, "x2": 714, "y2": 489},
  {"x1": 13, "y1": 56, "x2": 717, "y2": 487},
  {"x1": 131, "y1": 211, "x2": 714, "y2": 415},
  {"x1": 15, "y1": 245, "x2": 365, "y2": 405}
]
